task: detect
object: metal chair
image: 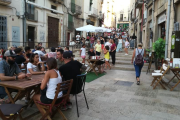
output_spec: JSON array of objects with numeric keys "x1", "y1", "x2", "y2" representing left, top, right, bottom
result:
[
  {"x1": 75, "y1": 72, "x2": 89, "y2": 117},
  {"x1": 0, "y1": 104, "x2": 23, "y2": 120}
]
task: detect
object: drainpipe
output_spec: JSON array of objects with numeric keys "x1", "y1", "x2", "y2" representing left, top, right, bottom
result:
[
  {"x1": 23, "y1": 0, "x2": 27, "y2": 46},
  {"x1": 165, "y1": 0, "x2": 171, "y2": 59},
  {"x1": 151, "y1": 0, "x2": 155, "y2": 48}
]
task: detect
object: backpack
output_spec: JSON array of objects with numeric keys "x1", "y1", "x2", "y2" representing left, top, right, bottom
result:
[{"x1": 135, "y1": 49, "x2": 144, "y2": 65}]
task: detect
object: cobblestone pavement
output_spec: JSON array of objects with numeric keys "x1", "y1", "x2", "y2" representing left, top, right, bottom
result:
[{"x1": 18, "y1": 70, "x2": 180, "y2": 120}]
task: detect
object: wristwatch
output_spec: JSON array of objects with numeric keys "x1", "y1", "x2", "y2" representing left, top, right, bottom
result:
[{"x1": 15, "y1": 76, "x2": 18, "y2": 80}]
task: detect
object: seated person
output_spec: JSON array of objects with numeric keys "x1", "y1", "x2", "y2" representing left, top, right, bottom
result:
[
  {"x1": 56, "y1": 49, "x2": 64, "y2": 69},
  {"x1": 47, "y1": 47, "x2": 56, "y2": 59},
  {"x1": 14, "y1": 48, "x2": 28, "y2": 65},
  {"x1": 0, "y1": 50, "x2": 30, "y2": 101},
  {"x1": 33, "y1": 58, "x2": 62, "y2": 105},
  {"x1": 25, "y1": 46, "x2": 32, "y2": 59},
  {"x1": 34, "y1": 47, "x2": 47, "y2": 62},
  {"x1": 88, "y1": 48, "x2": 105, "y2": 73},
  {"x1": 27, "y1": 53, "x2": 45, "y2": 74},
  {"x1": 59, "y1": 52, "x2": 86, "y2": 110}
]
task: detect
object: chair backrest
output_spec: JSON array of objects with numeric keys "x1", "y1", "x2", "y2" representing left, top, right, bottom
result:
[
  {"x1": 75, "y1": 72, "x2": 87, "y2": 94},
  {"x1": 51, "y1": 79, "x2": 73, "y2": 106},
  {"x1": 161, "y1": 64, "x2": 170, "y2": 78}
]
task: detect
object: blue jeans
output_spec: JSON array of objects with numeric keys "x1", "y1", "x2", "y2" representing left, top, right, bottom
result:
[
  {"x1": 90, "y1": 43, "x2": 94, "y2": 48},
  {"x1": 134, "y1": 62, "x2": 144, "y2": 78}
]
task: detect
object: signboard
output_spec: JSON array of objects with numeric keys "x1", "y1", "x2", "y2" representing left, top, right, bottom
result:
[
  {"x1": 158, "y1": 13, "x2": 166, "y2": 24},
  {"x1": 171, "y1": 34, "x2": 175, "y2": 49},
  {"x1": 12, "y1": 26, "x2": 20, "y2": 47}
]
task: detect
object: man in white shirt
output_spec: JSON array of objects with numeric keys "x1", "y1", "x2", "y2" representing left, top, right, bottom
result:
[
  {"x1": 76, "y1": 33, "x2": 80, "y2": 42},
  {"x1": 105, "y1": 39, "x2": 112, "y2": 52},
  {"x1": 34, "y1": 47, "x2": 47, "y2": 61}
]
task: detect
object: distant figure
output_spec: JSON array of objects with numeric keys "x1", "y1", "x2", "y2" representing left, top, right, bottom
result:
[
  {"x1": 80, "y1": 44, "x2": 86, "y2": 64},
  {"x1": 116, "y1": 35, "x2": 123, "y2": 52},
  {"x1": 124, "y1": 38, "x2": 129, "y2": 55},
  {"x1": 47, "y1": 47, "x2": 56, "y2": 59}
]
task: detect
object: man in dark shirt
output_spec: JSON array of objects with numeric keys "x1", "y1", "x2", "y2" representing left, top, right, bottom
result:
[
  {"x1": 88, "y1": 48, "x2": 95, "y2": 59},
  {"x1": 0, "y1": 50, "x2": 30, "y2": 99},
  {"x1": 25, "y1": 46, "x2": 32, "y2": 59},
  {"x1": 14, "y1": 48, "x2": 27, "y2": 64}
]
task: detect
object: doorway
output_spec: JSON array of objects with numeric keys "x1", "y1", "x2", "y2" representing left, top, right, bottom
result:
[
  {"x1": 48, "y1": 17, "x2": 59, "y2": 48},
  {"x1": 28, "y1": 26, "x2": 35, "y2": 48}
]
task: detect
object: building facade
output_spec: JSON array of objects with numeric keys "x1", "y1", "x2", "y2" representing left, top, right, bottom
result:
[
  {"x1": 129, "y1": 0, "x2": 180, "y2": 58},
  {"x1": 0, "y1": 0, "x2": 103, "y2": 49}
]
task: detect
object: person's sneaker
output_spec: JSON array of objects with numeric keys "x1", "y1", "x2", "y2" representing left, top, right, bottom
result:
[
  {"x1": 67, "y1": 102, "x2": 72, "y2": 109},
  {"x1": 60, "y1": 104, "x2": 68, "y2": 111}
]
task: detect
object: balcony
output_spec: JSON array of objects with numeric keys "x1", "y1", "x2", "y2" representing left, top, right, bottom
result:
[
  {"x1": 135, "y1": 0, "x2": 143, "y2": 9},
  {"x1": 89, "y1": 8, "x2": 98, "y2": 18},
  {"x1": 99, "y1": 14, "x2": 104, "y2": 19},
  {"x1": 0, "y1": 0, "x2": 11, "y2": 5},
  {"x1": 68, "y1": 21, "x2": 74, "y2": 31},
  {"x1": 26, "y1": 9, "x2": 38, "y2": 21},
  {"x1": 49, "y1": 0, "x2": 64, "y2": 4},
  {"x1": 70, "y1": 3, "x2": 82, "y2": 16}
]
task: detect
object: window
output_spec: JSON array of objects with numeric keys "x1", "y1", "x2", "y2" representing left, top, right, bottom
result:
[
  {"x1": 89, "y1": 0, "x2": 93, "y2": 11},
  {"x1": 27, "y1": 0, "x2": 35, "y2": 20},
  {"x1": 71, "y1": 0, "x2": 75, "y2": 13},
  {"x1": 120, "y1": 14, "x2": 123, "y2": 21},
  {"x1": 51, "y1": 5, "x2": 57, "y2": 14},
  {"x1": 149, "y1": 9, "x2": 152, "y2": 16}
]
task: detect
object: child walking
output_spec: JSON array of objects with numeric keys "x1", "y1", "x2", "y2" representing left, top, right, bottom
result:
[
  {"x1": 104, "y1": 46, "x2": 111, "y2": 70},
  {"x1": 80, "y1": 44, "x2": 86, "y2": 64}
]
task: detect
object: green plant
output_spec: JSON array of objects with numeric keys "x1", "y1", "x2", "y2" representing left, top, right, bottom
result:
[
  {"x1": 146, "y1": 49, "x2": 150, "y2": 52},
  {"x1": 153, "y1": 38, "x2": 165, "y2": 59}
]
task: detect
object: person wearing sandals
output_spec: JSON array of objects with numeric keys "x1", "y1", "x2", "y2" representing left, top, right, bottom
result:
[{"x1": 131, "y1": 43, "x2": 146, "y2": 85}]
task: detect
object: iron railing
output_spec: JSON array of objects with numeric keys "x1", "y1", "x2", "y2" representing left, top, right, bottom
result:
[{"x1": 26, "y1": 9, "x2": 38, "y2": 21}]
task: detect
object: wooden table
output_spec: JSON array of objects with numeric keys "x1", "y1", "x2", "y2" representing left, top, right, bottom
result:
[
  {"x1": 0, "y1": 74, "x2": 44, "y2": 104},
  {"x1": 86, "y1": 59, "x2": 102, "y2": 76},
  {"x1": 166, "y1": 68, "x2": 180, "y2": 91}
]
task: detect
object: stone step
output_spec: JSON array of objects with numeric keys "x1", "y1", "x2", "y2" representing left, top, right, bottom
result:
[
  {"x1": 109, "y1": 60, "x2": 149, "y2": 66},
  {"x1": 111, "y1": 64, "x2": 154, "y2": 72}
]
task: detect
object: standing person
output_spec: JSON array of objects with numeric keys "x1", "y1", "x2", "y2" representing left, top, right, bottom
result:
[
  {"x1": 76, "y1": 33, "x2": 81, "y2": 43},
  {"x1": 95, "y1": 40, "x2": 101, "y2": 56},
  {"x1": 41, "y1": 47, "x2": 46, "y2": 54},
  {"x1": 38, "y1": 42, "x2": 42, "y2": 47},
  {"x1": 110, "y1": 40, "x2": 116, "y2": 66},
  {"x1": 104, "y1": 46, "x2": 111, "y2": 70},
  {"x1": 116, "y1": 35, "x2": 123, "y2": 52},
  {"x1": 131, "y1": 43, "x2": 146, "y2": 85},
  {"x1": 100, "y1": 36, "x2": 105, "y2": 54},
  {"x1": 25, "y1": 46, "x2": 32, "y2": 59},
  {"x1": 80, "y1": 44, "x2": 86, "y2": 64},
  {"x1": 32, "y1": 45, "x2": 37, "y2": 53},
  {"x1": 27, "y1": 53, "x2": 45, "y2": 74},
  {"x1": 90, "y1": 35, "x2": 95, "y2": 48},
  {"x1": 33, "y1": 58, "x2": 62, "y2": 105},
  {"x1": 124, "y1": 38, "x2": 130, "y2": 55},
  {"x1": 115, "y1": 34, "x2": 118, "y2": 46}
]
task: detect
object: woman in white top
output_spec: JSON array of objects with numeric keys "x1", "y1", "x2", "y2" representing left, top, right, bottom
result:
[
  {"x1": 33, "y1": 58, "x2": 62, "y2": 105},
  {"x1": 116, "y1": 35, "x2": 123, "y2": 52},
  {"x1": 27, "y1": 53, "x2": 45, "y2": 74},
  {"x1": 124, "y1": 38, "x2": 130, "y2": 55}
]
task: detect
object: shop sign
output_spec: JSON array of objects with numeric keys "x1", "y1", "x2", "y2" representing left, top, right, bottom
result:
[{"x1": 158, "y1": 13, "x2": 166, "y2": 24}]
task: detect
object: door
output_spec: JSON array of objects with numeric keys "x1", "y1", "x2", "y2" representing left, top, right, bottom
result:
[
  {"x1": 0, "y1": 16, "x2": 7, "y2": 49},
  {"x1": 48, "y1": 17, "x2": 59, "y2": 48},
  {"x1": 28, "y1": 26, "x2": 35, "y2": 48}
]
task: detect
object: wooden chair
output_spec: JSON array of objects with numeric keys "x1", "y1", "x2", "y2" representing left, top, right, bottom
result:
[
  {"x1": 75, "y1": 73, "x2": 89, "y2": 117},
  {"x1": 151, "y1": 64, "x2": 170, "y2": 89},
  {"x1": 34, "y1": 79, "x2": 73, "y2": 120},
  {"x1": 0, "y1": 104, "x2": 23, "y2": 120}
]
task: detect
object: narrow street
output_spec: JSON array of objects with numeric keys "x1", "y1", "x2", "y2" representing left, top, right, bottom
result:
[{"x1": 19, "y1": 50, "x2": 180, "y2": 120}]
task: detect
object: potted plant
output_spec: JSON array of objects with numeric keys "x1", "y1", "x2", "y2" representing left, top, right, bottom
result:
[{"x1": 153, "y1": 38, "x2": 165, "y2": 69}]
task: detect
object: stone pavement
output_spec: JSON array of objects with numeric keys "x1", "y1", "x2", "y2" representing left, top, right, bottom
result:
[{"x1": 18, "y1": 70, "x2": 180, "y2": 120}]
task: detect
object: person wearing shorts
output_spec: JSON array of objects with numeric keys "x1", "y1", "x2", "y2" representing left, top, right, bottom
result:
[
  {"x1": 95, "y1": 40, "x2": 101, "y2": 56},
  {"x1": 100, "y1": 36, "x2": 105, "y2": 54},
  {"x1": 80, "y1": 44, "x2": 86, "y2": 64},
  {"x1": 104, "y1": 46, "x2": 111, "y2": 69}
]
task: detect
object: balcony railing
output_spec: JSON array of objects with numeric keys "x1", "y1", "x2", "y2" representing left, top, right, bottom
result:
[
  {"x1": 70, "y1": 2, "x2": 82, "y2": 16},
  {"x1": 0, "y1": 0, "x2": 11, "y2": 5},
  {"x1": 68, "y1": 21, "x2": 74, "y2": 31},
  {"x1": 135, "y1": 0, "x2": 143, "y2": 9},
  {"x1": 26, "y1": 9, "x2": 38, "y2": 21},
  {"x1": 89, "y1": 8, "x2": 98, "y2": 18},
  {"x1": 49, "y1": 0, "x2": 64, "y2": 4}
]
